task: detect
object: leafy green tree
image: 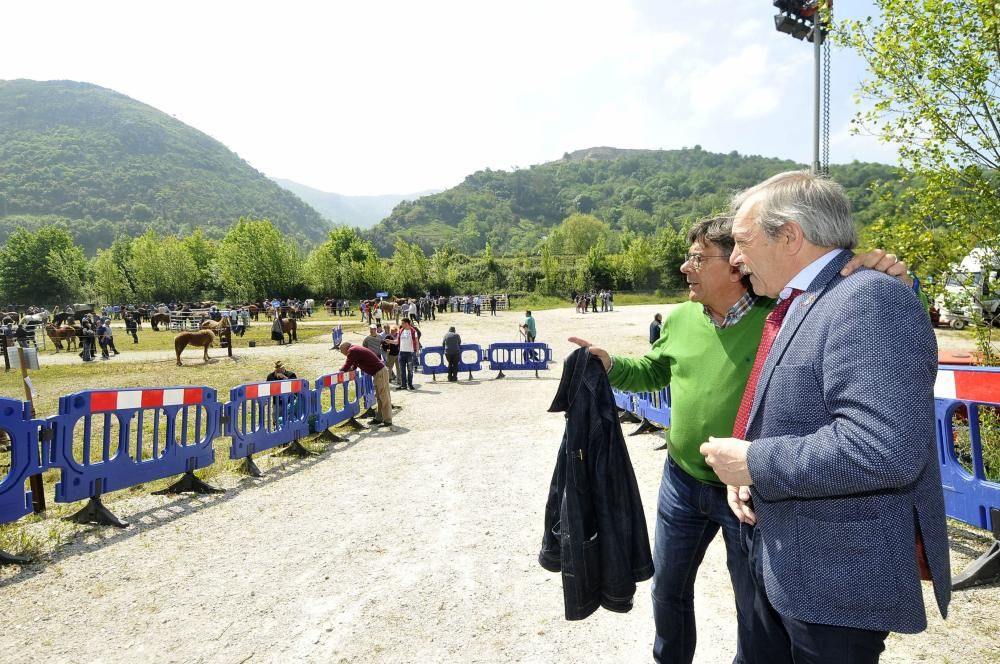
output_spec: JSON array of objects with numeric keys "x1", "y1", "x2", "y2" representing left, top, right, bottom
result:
[
  {"x1": 129, "y1": 230, "x2": 198, "y2": 302},
  {"x1": 622, "y1": 235, "x2": 655, "y2": 290},
  {"x1": 840, "y1": 0, "x2": 1000, "y2": 274},
  {"x1": 389, "y1": 240, "x2": 428, "y2": 296},
  {"x1": 539, "y1": 243, "x2": 560, "y2": 295},
  {"x1": 583, "y1": 237, "x2": 613, "y2": 289},
  {"x1": 428, "y1": 247, "x2": 457, "y2": 294},
  {"x1": 0, "y1": 227, "x2": 88, "y2": 303},
  {"x1": 553, "y1": 214, "x2": 610, "y2": 255},
  {"x1": 213, "y1": 218, "x2": 301, "y2": 301},
  {"x1": 181, "y1": 229, "x2": 217, "y2": 297},
  {"x1": 303, "y1": 227, "x2": 377, "y2": 297},
  {"x1": 91, "y1": 245, "x2": 135, "y2": 304}
]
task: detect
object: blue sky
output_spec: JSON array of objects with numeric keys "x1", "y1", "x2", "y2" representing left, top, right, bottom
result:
[{"x1": 1, "y1": 1, "x2": 889, "y2": 195}]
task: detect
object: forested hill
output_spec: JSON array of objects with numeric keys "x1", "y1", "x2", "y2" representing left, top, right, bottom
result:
[
  {"x1": 0, "y1": 79, "x2": 331, "y2": 251},
  {"x1": 365, "y1": 146, "x2": 900, "y2": 256}
]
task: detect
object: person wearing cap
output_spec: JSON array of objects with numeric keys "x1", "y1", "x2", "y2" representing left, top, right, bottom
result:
[
  {"x1": 442, "y1": 326, "x2": 462, "y2": 382},
  {"x1": 266, "y1": 360, "x2": 297, "y2": 382},
  {"x1": 338, "y1": 341, "x2": 392, "y2": 427}
]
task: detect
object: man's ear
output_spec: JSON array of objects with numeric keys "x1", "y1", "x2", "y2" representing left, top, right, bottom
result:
[{"x1": 781, "y1": 222, "x2": 806, "y2": 253}]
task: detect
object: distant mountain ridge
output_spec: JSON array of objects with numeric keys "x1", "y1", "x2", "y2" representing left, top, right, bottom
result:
[
  {"x1": 365, "y1": 146, "x2": 900, "y2": 256},
  {"x1": 0, "y1": 79, "x2": 332, "y2": 252},
  {"x1": 272, "y1": 178, "x2": 439, "y2": 229}
]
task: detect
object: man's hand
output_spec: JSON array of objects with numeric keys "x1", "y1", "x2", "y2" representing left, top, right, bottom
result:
[
  {"x1": 567, "y1": 336, "x2": 611, "y2": 371},
  {"x1": 700, "y1": 436, "x2": 753, "y2": 486},
  {"x1": 727, "y1": 485, "x2": 756, "y2": 525},
  {"x1": 840, "y1": 249, "x2": 912, "y2": 287}
]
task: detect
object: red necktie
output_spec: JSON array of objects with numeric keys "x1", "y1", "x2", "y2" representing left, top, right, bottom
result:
[{"x1": 732, "y1": 289, "x2": 803, "y2": 439}]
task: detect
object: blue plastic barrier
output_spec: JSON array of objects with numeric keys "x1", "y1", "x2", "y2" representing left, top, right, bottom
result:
[
  {"x1": 50, "y1": 386, "x2": 220, "y2": 502},
  {"x1": 935, "y1": 398, "x2": 1000, "y2": 532},
  {"x1": 0, "y1": 398, "x2": 48, "y2": 526},
  {"x1": 226, "y1": 378, "x2": 312, "y2": 462},
  {"x1": 934, "y1": 397, "x2": 1000, "y2": 588},
  {"x1": 419, "y1": 344, "x2": 484, "y2": 380},
  {"x1": 313, "y1": 370, "x2": 362, "y2": 431},
  {"x1": 612, "y1": 387, "x2": 634, "y2": 413},
  {"x1": 484, "y1": 342, "x2": 552, "y2": 377},
  {"x1": 48, "y1": 386, "x2": 222, "y2": 526},
  {"x1": 635, "y1": 388, "x2": 671, "y2": 428}
]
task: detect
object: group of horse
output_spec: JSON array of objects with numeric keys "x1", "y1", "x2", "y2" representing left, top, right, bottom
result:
[{"x1": 12, "y1": 299, "x2": 305, "y2": 365}]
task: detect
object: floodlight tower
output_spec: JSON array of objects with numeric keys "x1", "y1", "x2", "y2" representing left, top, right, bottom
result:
[{"x1": 773, "y1": 1, "x2": 831, "y2": 174}]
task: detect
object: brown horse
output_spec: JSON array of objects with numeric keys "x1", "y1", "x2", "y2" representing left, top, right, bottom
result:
[
  {"x1": 44, "y1": 324, "x2": 78, "y2": 352},
  {"x1": 200, "y1": 317, "x2": 231, "y2": 335},
  {"x1": 273, "y1": 318, "x2": 297, "y2": 344},
  {"x1": 150, "y1": 312, "x2": 171, "y2": 331},
  {"x1": 175, "y1": 329, "x2": 215, "y2": 366}
]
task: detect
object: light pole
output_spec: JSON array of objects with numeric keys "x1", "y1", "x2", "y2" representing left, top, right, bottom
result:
[{"x1": 772, "y1": 1, "x2": 831, "y2": 175}]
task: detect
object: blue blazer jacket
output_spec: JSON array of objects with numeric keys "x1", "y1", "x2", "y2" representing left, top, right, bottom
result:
[{"x1": 745, "y1": 250, "x2": 950, "y2": 634}]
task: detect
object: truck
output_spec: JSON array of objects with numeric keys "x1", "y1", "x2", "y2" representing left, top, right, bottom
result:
[{"x1": 935, "y1": 248, "x2": 1000, "y2": 330}]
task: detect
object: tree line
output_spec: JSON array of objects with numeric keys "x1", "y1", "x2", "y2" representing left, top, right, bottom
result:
[{"x1": 0, "y1": 217, "x2": 693, "y2": 307}]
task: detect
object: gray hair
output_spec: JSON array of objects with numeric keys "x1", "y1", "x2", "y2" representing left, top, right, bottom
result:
[{"x1": 730, "y1": 171, "x2": 857, "y2": 249}]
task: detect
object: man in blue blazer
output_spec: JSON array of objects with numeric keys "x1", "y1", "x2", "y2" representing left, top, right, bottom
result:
[{"x1": 701, "y1": 171, "x2": 950, "y2": 663}]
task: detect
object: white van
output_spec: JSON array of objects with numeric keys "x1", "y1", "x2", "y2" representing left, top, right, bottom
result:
[{"x1": 935, "y1": 248, "x2": 1000, "y2": 329}]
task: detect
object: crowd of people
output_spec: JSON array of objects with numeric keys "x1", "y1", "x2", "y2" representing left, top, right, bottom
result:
[{"x1": 571, "y1": 289, "x2": 614, "y2": 313}]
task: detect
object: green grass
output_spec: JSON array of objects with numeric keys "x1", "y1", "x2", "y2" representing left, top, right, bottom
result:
[{"x1": 0, "y1": 317, "x2": 366, "y2": 557}]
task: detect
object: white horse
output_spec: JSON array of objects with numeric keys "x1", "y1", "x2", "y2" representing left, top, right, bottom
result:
[{"x1": 20, "y1": 308, "x2": 50, "y2": 326}]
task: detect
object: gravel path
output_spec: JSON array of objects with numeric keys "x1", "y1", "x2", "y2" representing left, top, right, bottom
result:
[{"x1": 0, "y1": 304, "x2": 995, "y2": 663}]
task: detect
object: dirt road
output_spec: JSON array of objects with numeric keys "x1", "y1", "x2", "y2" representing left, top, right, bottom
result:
[{"x1": 0, "y1": 304, "x2": 995, "y2": 663}]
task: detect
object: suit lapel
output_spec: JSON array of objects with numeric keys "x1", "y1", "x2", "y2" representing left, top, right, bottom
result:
[{"x1": 746, "y1": 251, "x2": 854, "y2": 436}]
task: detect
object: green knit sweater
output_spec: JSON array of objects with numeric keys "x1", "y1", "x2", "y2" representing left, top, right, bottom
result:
[{"x1": 608, "y1": 300, "x2": 772, "y2": 484}]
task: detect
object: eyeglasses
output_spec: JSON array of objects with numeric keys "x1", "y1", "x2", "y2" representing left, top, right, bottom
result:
[{"x1": 683, "y1": 254, "x2": 729, "y2": 270}]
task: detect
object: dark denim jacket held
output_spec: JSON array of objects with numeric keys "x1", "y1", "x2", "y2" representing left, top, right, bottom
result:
[{"x1": 539, "y1": 347, "x2": 653, "y2": 620}]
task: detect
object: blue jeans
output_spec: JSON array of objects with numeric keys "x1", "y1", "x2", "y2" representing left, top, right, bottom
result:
[
  {"x1": 652, "y1": 456, "x2": 752, "y2": 664},
  {"x1": 398, "y1": 351, "x2": 414, "y2": 388}
]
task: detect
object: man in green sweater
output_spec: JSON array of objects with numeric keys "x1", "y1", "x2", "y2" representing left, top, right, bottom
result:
[{"x1": 570, "y1": 216, "x2": 911, "y2": 664}]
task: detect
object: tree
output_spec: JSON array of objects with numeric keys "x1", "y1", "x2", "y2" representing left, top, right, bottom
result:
[
  {"x1": 622, "y1": 236, "x2": 655, "y2": 290},
  {"x1": 840, "y1": 0, "x2": 1000, "y2": 357},
  {"x1": 0, "y1": 227, "x2": 88, "y2": 303},
  {"x1": 553, "y1": 214, "x2": 610, "y2": 255},
  {"x1": 840, "y1": 1, "x2": 1000, "y2": 275},
  {"x1": 128, "y1": 231, "x2": 199, "y2": 302},
  {"x1": 213, "y1": 218, "x2": 301, "y2": 301},
  {"x1": 389, "y1": 240, "x2": 428, "y2": 296},
  {"x1": 182, "y1": 229, "x2": 217, "y2": 297},
  {"x1": 539, "y1": 243, "x2": 560, "y2": 295},
  {"x1": 303, "y1": 227, "x2": 377, "y2": 297}
]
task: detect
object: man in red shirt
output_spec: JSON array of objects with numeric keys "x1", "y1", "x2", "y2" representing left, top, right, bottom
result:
[{"x1": 338, "y1": 341, "x2": 393, "y2": 427}]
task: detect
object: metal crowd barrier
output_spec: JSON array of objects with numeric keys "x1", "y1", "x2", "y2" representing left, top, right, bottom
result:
[
  {"x1": 418, "y1": 344, "x2": 484, "y2": 381},
  {"x1": 48, "y1": 386, "x2": 222, "y2": 527},
  {"x1": 225, "y1": 378, "x2": 312, "y2": 476}
]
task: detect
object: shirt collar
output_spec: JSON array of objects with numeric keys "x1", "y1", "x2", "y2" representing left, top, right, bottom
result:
[
  {"x1": 703, "y1": 292, "x2": 757, "y2": 329},
  {"x1": 780, "y1": 248, "x2": 844, "y2": 301}
]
